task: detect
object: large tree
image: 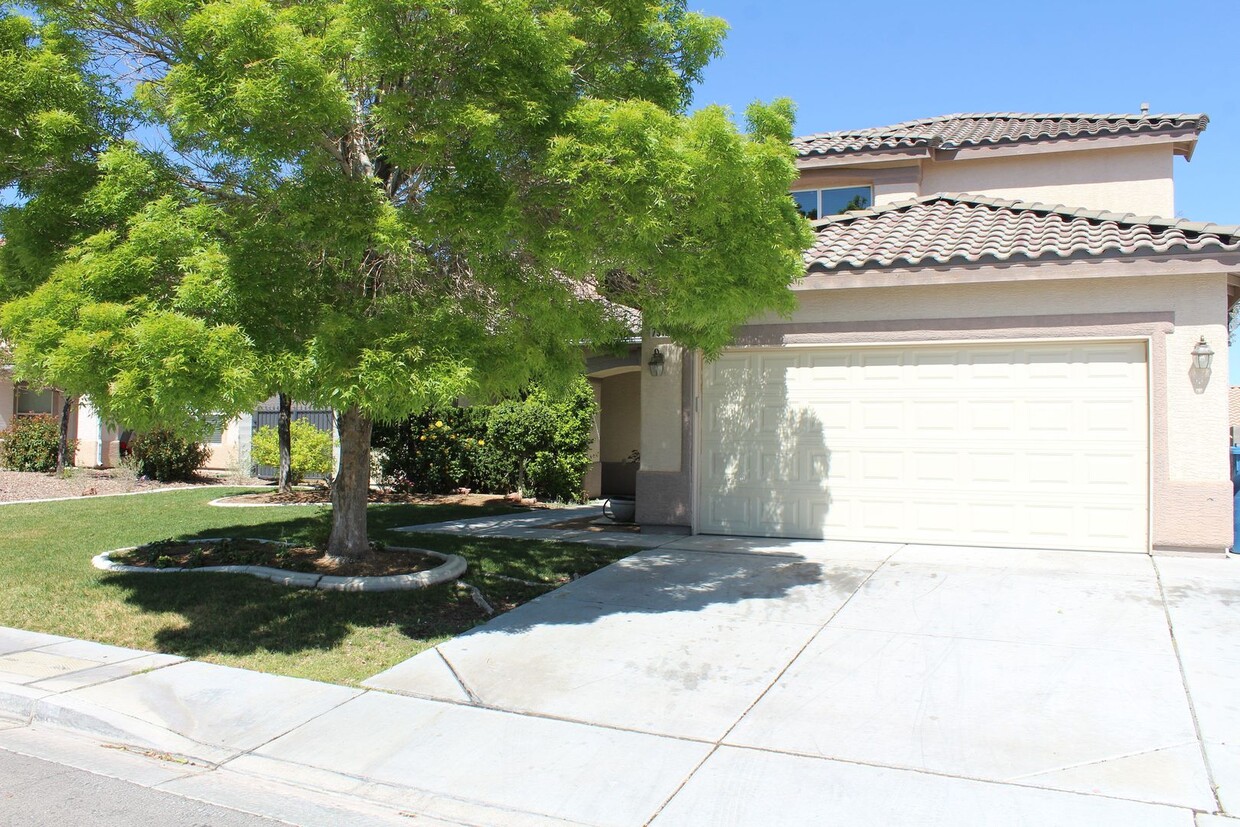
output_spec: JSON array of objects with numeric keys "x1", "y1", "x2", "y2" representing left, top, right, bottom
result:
[{"x1": 0, "y1": 0, "x2": 812, "y2": 561}]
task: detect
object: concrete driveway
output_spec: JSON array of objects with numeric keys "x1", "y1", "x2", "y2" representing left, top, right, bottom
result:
[{"x1": 364, "y1": 536, "x2": 1240, "y2": 824}]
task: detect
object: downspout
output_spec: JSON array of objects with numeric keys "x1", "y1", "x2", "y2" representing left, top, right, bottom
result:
[{"x1": 96, "y1": 420, "x2": 103, "y2": 467}]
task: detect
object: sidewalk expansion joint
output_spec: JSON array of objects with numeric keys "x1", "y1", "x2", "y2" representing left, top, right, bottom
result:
[
  {"x1": 1152, "y1": 556, "x2": 1224, "y2": 814},
  {"x1": 436, "y1": 649, "x2": 484, "y2": 705}
]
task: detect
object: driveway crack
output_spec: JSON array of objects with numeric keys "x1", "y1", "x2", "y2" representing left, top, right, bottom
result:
[{"x1": 436, "y1": 649, "x2": 484, "y2": 705}]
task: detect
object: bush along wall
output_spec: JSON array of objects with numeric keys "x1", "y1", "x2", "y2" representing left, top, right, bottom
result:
[
  {"x1": 0, "y1": 414, "x2": 71, "y2": 472},
  {"x1": 128, "y1": 429, "x2": 210, "y2": 482},
  {"x1": 372, "y1": 377, "x2": 598, "y2": 503}
]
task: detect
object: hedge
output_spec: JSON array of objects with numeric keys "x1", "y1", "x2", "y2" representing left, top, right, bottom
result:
[{"x1": 372, "y1": 377, "x2": 597, "y2": 502}]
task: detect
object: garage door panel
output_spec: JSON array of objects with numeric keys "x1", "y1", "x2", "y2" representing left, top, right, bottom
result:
[{"x1": 699, "y1": 341, "x2": 1149, "y2": 552}]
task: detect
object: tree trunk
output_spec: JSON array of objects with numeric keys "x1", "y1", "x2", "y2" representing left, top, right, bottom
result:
[
  {"x1": 277, "y1": 392, "x2": 293, "y2": 494},
  {"x1": 56, "y1": 395, "x2": 74, "y2": 473},
  {"x1": 326, "y1": 405, "x2": 372, "y2": 562}
]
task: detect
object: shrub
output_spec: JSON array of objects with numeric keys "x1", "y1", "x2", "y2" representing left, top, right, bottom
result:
[
  {"x1": 373, "y1": 376, "x2": 598, "y2": 502},
  {"x1": 128, "y1": 429, "x2": 209, "y2": 481},
  {"x1": 251, "y1": 419, "x2": 335, "y2": 484},
  {"x1": 0, "y1": 414, "x2": 70, "y2": 472},
  {"x1": 372, "y1": 406, "x2": 486, "y2": 495}
]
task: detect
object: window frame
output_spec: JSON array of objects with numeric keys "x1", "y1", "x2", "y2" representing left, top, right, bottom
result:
[
  {"x1": 790, "y1": 184, "x2": 874, "y2": 220},
  {"x1": 14, "y1": 384, "x2": 59, "y2": 417}
]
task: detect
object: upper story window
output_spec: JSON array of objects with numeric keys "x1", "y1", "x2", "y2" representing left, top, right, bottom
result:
[
  {"x1": 15, "y1": 386, "x2": 56, "y2": 417},
  {"x1": 791, "y1": 185, "x2": 873, "y2": 220}
]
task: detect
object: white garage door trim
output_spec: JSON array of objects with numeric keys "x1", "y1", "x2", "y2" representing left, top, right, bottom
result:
[{"x1": 693, "y1": 337, "x2": 1152, "y2": 553}]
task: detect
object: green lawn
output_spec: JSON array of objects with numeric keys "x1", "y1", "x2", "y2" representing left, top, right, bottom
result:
[{"x1": 0, "y1": 488, "x2": 634, "y2": 685}]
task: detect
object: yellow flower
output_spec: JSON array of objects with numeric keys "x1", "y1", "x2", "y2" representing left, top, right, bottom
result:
[
  {"x1": 477, "y1": 439, "x2": 485, "y2": 445},
  {"x1": 435, "y1": 420, "x2": 443, "y2": 427},
  {"x1": 419, "y1": 435, "x2": 426, "y2": 441}
]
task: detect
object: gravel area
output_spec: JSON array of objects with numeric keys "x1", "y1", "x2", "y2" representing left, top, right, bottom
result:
[{"x1": 0, "y1": 469, "x2": 263, "y2": 503}]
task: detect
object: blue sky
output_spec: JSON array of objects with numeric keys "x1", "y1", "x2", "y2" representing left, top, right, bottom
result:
[
  {"x1": 689, "y1": 0, "x2": 1240, "y2": 379},
  {"x1": 689, "y1": 0, "x2": 1240, "y2": 224}
]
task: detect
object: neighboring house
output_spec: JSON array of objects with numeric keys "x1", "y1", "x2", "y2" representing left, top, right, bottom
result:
[
  {"x1": 0, "y1": 373, "x2": 80, "y2": 458},
  {"x1": 0, "y1": 370, "x2": 249, "y2": 472},
  {"x1": 592, "y1": 112, "x2": 1234, "y2": 554}
]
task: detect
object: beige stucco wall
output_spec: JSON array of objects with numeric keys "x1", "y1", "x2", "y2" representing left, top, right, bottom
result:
[
  {"x1": 585, "y1": 379, "x2": 603, "y2": 498},
  {"x1": 736, "y1": 272, "x2": 1230, "y2": 551},
  {"x1": 640, "y1": 340, "x2": 685, "y2": 474},
  {"x1": 74, "y1": 398, "x2": 123, "y2": 468},
  {"x1": 204, "y1": 417, "x2": 245, "y2": 470},
  {"x1": 600, "y1": 371, "x2": 641, "y2": 463},
  {"x1": 920, "y1": 145, "x2": 1176, "y2": 216},
  {"x1": 637, "y1": 339, "x2": 694, "y2": 529}
]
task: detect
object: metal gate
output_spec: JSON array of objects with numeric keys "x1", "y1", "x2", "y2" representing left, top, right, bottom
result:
[{"x1": 251, "y1": 407, "x2": 334, "y2": 480}]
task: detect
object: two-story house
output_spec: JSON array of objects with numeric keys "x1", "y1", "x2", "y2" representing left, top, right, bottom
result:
[{"x1": 589, "y1": 112, "x2": 1236, "y2": 555}]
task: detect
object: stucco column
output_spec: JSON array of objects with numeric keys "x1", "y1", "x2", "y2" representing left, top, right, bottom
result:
[
  {"x1": 636, "y1": 337, "x2": 694, "y2": 532},
  {"x1": 584, "y1": 379, "x2": 602, "y2": 499}
]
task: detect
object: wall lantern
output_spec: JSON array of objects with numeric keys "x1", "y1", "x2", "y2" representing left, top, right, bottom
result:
[
  {"x1": 647, "y1": 347, "x2": 666, "y2": 377},
  {"x1": 1192, "y1": 336, "x2": 1214, "y2": 370}
]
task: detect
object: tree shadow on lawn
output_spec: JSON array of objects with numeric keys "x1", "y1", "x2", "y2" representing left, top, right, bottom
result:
[
  {"x1": 99, "y1": 500, "x2": 848, "y2": 664},
  {"x1": 98, "y1": 569, "x2": 484, "y2": 660},
  {"x1": 96, "y1": 502, "x2": 624, "y2": 660}
]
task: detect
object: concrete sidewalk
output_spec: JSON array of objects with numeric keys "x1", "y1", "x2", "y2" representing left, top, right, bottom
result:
[{"x1": 1, "y1": 537, "x2": 1239, "y2": 825}]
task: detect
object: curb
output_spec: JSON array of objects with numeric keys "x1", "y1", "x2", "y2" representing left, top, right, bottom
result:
[
  {"x1": 206, "y1": 496, "x2": 328, "y2": 508},
  {"x1": 92, "y1": 538, "x2": 467, "y2": 592}
]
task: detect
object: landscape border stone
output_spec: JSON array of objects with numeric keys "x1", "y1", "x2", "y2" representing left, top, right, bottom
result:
[
  {"x1": 91, "y1": 537, "x2": 467, "y2": 592},
  {"x1": 207, "y1": 496, "x2": 327, "y2": 508}
]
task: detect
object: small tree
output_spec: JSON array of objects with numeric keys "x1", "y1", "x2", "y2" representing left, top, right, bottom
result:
[
  {"x1": 252, "y1": 419, "x2": 333, "y2": 486},
  {"x1": 0, "y1": 2, "x2": 812, "y2": 561}
]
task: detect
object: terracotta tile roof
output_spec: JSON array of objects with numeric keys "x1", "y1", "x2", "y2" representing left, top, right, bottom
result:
[
  {"x1": 804, "y1": 194, "x2": 1240, "y2": 272},
  {"x1": 793, "y1": 113, "x2": 1208, "y2": 157}
]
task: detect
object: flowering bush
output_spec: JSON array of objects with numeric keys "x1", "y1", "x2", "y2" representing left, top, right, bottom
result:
[{"x1": 373, "y1": 406, "x2": 487, "y2": 495}]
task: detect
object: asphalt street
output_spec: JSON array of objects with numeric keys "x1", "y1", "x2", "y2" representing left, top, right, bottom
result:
[{"x1": 0, "y1": 747, "x2": 282, "y2": 827}]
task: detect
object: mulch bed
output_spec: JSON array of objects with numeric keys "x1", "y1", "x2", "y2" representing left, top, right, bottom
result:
[
  {"x1": 114, "y1": 538, "x2": 442, "y2": 578},
  {"x1": 219, "y1": 489, "x2": 520, "y2": 508}
]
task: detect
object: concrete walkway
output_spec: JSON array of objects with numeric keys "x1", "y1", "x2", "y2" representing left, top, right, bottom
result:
[{"x1": 1, "y1": 531, "x2": 1238, "y2": 825}]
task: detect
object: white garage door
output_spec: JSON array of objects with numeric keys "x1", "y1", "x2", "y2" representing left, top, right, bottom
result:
[{"x1": 698, "y1": 341, "x2": 1149, "y2": 552}]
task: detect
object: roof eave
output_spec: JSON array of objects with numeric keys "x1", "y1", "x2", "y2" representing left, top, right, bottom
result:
[
  {"x1": 798, "y1": 249, "x2": 1240, "y2": 291},
  {"x1": 795, "y1": 146, "x2": 933, "y2": 169},
  {"x1": 796, "y1": 126, "x2": 1207, "y2": 166}
]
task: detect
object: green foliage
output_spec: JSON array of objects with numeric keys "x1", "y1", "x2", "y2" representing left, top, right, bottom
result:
[
  {"x1": 1, "y1": 0, "x2": 811, "y2": 549},
  {"x1": 0, "y1": 414, "x2": 70, "y2": 472},
  {"x1": 0, "y1": 11, "x2": 127, "y2": 301},
  {"x1": 374, "y1": 376, "x2": 598, "y2": 502},
  {"x1": 128, "y1": 429, "x2": 209, "y2": 481},
  {"x1": 251, "y1": 419, "x2": 334, "y2": 484},
  {"x1": 373, "y1": 406, "x2": 487, "y2": 496}
]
